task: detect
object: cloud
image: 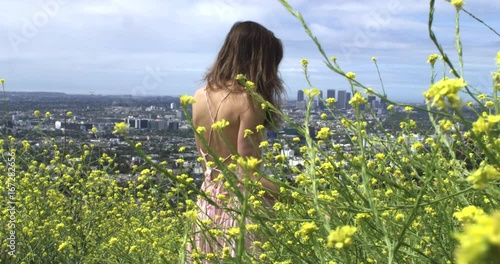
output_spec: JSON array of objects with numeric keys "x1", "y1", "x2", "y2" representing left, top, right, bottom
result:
[{"x1": 0, "y1": 0, "x2": 498, "y2": 102}]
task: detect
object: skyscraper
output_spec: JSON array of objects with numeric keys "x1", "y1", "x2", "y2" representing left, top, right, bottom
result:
[
  {"x1": 337, "y1": 90, "x2": 346, "y2": 109},
  {"x1": 317, "y1": 90, "x2": 324, "y2": 110},
  {"x1": 327, "y1": 89, "x2": 336, "y2": 99},
  {"x1": 296, "y1": 90, "x2": 306, "y2": 109},
  {"x1": 368, "y1": 95, "x2": 376, "y2": 109},
  {"x1": 297, "y1": 90, "x2": 304, "y2": 101},
  {"x1": 345, "y1": 92, "x2": 352, "y2": 109}
]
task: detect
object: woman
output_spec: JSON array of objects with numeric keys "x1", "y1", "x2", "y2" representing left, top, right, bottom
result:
[{"x1": 188, "y1": 21, "x2": 285, "y2": 261}]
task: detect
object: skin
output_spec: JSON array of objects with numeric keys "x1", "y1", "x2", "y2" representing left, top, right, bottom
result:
[{"x1": 192, "y1": 84, "x2": 278, "y2": 194}]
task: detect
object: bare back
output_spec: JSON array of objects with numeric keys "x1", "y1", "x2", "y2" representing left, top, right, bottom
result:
[{"x1": 192, "y1": 85, "x2": 265, "y2": 172}]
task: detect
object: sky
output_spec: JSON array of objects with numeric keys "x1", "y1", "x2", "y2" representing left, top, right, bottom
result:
[{"x1": 0, "y1": 0, "x2": 499, "y2": 103}]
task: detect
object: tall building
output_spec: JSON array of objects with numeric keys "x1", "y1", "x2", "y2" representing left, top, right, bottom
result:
[
  {"x1": 326, "y1": 89, "x2": 336, "y2": 99},
  {"x1": 317, "y1": 90, "x2": 324, "y2": 110},
  {"x1": 368, "y1": 95, "x2": 376, "y2": 105},
  {"x1": 368, "y1": 95, "x2": 376, "y2": 109},
  {"x1": 345, "y1": 92, "x2": 352, "y2": 109},
  {"x1": 337, "y1": 90, "x2": 346, "y2": 109},
  {"x1": 296, "y1": 90, "x2": 306, "y2": 109},
  {"x1": 297, "y1": 90, "x2": 304, "y2": 102}
]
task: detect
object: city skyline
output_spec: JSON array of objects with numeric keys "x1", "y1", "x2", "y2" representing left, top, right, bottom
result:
[{"x1": 1, "y1": 0, "x2": 499, "y2": 103}]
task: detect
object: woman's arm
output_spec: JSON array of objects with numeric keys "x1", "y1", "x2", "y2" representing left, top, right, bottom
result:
[{"x1": 237, "y1": 94, "x2": 278, "y2": 194}]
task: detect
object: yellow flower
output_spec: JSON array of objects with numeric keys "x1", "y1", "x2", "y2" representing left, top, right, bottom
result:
[
  {"x1": 454, "y1": 206, "x2": 485, "y2": 223},
  {"x1": 349, "y1": 92, "x2": 367, "y2": 107},
  {"x1": 304, "y1": 88, "x2": 320, "y2": 98},
  {"x1": 371, "y1": 57, "x2": 377, "y2": 62},
  {"x1": 425, "y1": 78, "x2": 467, "y2": 110},
  {"x1": 451, "y1": 0, "x2": 465, "y2": 9},
  {"x1": 467, "y1": 164, "x2": 500, "y2": 189},
  {"x1": 427, "y1": 54, "x2": 439, "y2": 65},
  {"x1": 91, "y1": 127, "x2": 98, "y2": 133},
  {"x1": 183, "y1": 210, "x2": 198, "y2": 222},
  {"x1": 109, "y1": 237, "x2": 118, "y2": 245},
  {"x1": 301, "y1": 58, "x2": 309, "y2": 67},
  {"x1": 320, "y1": 113, "x2": 327, "y2": 119},
  {"x1": 327, "y1": 226, "x2": 357, "y2": 248},
  {"x1": 257, "y1": 141, "x2": 268, "y2": 149},
  {"x1": 316, "y1": 127, "x2": 330, "y2": 140},
  {"x1": 330, "y1": 56, "x2": 337, "y2": 62},
  {"x1": 179, "y1": 95, "x2": 196, "y2": 106},
  {"x1": 58, "y1": 242, "x2": 69, "y2": 251},
  {"x1": 244, "y1": 129, "x2": 254, "y2": 138},
  {"x1": 113, "y1": 122, "x2": 129, "y2": 134},
  {"x1": 346, "y1": 72, "x2": 356, "y2": 79},
  {"x1": 66, "y1": 111, "x2": 73, "y2": 117},
  {"x1": 196, "y1": 126, "x2": 206, "y2": 134},
  {"x1": 237, "y1": 156, "x2": 262, "y2": 171},
  {"x1": 293, "y1": 137, "x2": 300, "y2": 142},
  {"x1": 236, "y1": 74, "x2": 247, "y2": 83},
  {"x1": 45, "y1": 111, "x2": 51, "y2": 118},
  {"x1": 375, "y1": 153, "x2": 385, "y2": 160},
  {"x1": 326, "y1": 97, "x2": 336, "y2": 105},
  {"x1": 439, "y1": 119, "x2": 453, "y2": 131},
  {"x1": 485, "y1": 101, "x2": 495, "y2": 109},
  {"x1": 245, "y1": 81, "x2": 255, "y2": 89},
  {"x1": 472, "y1": 114, "x2": 500, "y2": 134},
  {"x1": 128, "y1": 245, "x2": 138, "y2": 253},
  {"x1": 496, "y1": 51, "x2": 500, "y2": 67},
  {"x1": 295, "y1": 222, "x2": 319, "y2": 240},
  {"x1": 0, "y1": 79, "x2": 4, "y2": 85},
  {"x1": 387, "y1": 104, "x2": 394, "y2": 110},
  {"x1": 455, "y1": 212, "x2": 500, "y2": 264},
  {"x1": 227, "y1": 227, "x2": 240, "y2": 237},
  {"x1": 395, "y1": 213, "x2": 404, "y2": 221},
  {"x1": 404, "y1": 106, "x2": 413, "y2": 112},
  {"x1": 211, "y1": 119, "x2": 229, "y2": 131},
  {"x1": 256, "y1": 124, "x2": 265, "y2": 132}
]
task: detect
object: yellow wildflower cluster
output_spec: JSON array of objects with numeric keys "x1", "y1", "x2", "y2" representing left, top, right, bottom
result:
[
  {"x1": 316, "y1": 127, "x2": 330, "y2": 140},
  {"x1": 180, "y1": 95, "x2": 196, "y2": 106},
  {"x1": 304, "y1": 88, "x2": 321, "y2": 99},
  {"x1": 236, "y1": 156, "x2": 262, "y2": 171},
  {"x1": 439, "y1": 119, "x2": 453, "y2": 131},
  {"x1": 450, "y1": 0, "x2": 465, "y2": 10},
  {"x1": 301, "y1": 58, "x2": 309, "y2": 67},
  {"x1": 345, "y1": 72, "x2": 356, "y2": 80},
  {"x1": 424, "y1": 78, "x2": 467, "y2": 110},
  {"x1": 453, "y1": 206, "x2": 485, "y2": 223},
  {"x1": 295, "y1": 222, "x2": 319, "y2": 241},
  {"x1": 113, "y1": 122, "x2": 129, "y2": 134},
  {"x1": 455, "y1": 212, "x2": 500, "y2": 264},
  {"x1": 472, "y1": 114, "x2": 500, "y2": 134},
  {"x1": 427, "y1": 54, "x2": 439, "y2": 65},
  {"x1": 466, "y1": 164, "x2": 500, "y2": 189},
  {"x1": 349, "y1": 92, "x2": 368, "y2": 107},
  {"x1": 245, "y1": 80, "x2": 255, "y2": 89},
  {"x1": 327, "y1": 226, "x2": 357, "y2": 248},
  {"x1": 211, "y1": 119, "x2": 230, "y2": 131},
  {"x1": 326, "y1": 97, "x2": 336, "y2": 105}
]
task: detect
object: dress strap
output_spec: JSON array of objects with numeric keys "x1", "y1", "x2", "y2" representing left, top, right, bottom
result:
[
  {"x1": 205, "y1": 89, "x2": 232, "y2": 147},
  {"x1": 201, "y1": 89, "x2": 234, "y2": 179}
]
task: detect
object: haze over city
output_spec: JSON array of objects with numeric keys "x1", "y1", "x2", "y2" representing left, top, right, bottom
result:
[{"x1": 1, "y1": 0, "x2": 499, "y2": 103}]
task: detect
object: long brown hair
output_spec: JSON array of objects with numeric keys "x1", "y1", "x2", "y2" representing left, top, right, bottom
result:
[{"x1": 204, "y1": 21, "x2": 285, "y2": 127}]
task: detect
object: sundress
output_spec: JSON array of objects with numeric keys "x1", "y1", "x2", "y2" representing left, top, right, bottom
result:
[{"x1": 187, "y1": 89, "x2": 250, "y2": 262}]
